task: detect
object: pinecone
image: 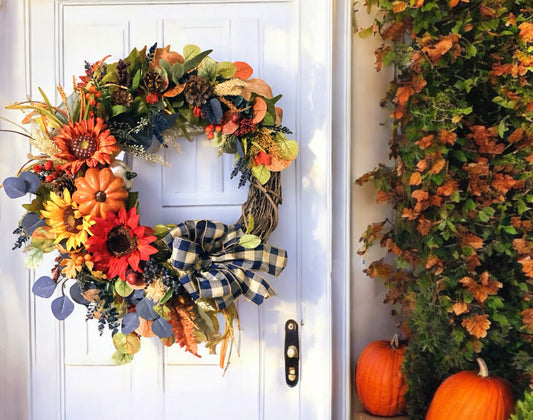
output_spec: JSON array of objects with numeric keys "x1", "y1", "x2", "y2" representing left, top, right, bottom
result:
[
  {"x1": 116, "y1": 59, "x2": 131, "y2": 87},
  {"x1": 51, "y1": 174, "x2": 75, "y2": 198},
  {"x1": 143, "y1": 71, "x2": 163, "y2": 92},
  {"x1": 111, "y1": 89, "x2": 133, "y2": 107},
  {"x1": 184, "y1": 75, "x2": 213, "y2": 107}
]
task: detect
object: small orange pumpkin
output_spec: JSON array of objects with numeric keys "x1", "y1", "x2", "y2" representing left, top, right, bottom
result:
[
  {"x1": 72, "y1": 167, "x2": 128, "y2": 218},
  {"x1": 355, "y1": 335, "x2": 407, "y2": 416},
  {"x1": 426, "y1": 358, "x2": 514, "y2": 420}
]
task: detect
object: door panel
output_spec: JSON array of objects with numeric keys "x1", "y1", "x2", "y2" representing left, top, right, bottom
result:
[{"x1": 0, "y1": 0, "x2": 333, "y2": 419}]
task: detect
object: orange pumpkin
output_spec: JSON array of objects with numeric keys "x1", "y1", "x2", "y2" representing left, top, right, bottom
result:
[
  {"x1": 426, "y1": 358, "x2": 514, "y2": 420},
  {"x1": 72, "y1": 167, "x2": 128, "y2": 218},
  {"x1": 355, "y1": 335, "x2": 407, "y2": 416}
]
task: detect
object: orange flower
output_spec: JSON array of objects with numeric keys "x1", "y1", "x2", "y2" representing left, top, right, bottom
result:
[{"x1": 53, "y1": 117, "x2": 119, "y2": 174}]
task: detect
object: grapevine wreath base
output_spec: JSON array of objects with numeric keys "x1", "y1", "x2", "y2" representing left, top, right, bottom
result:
[{"x1": 1, "y1": 43, "x2": 297, "y2": 366}]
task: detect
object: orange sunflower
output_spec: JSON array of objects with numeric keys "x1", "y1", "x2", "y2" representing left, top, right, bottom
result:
[
  {"x1": 86, "y1": 207, "x2": 158, "y2": 281},
  {"x1": 53, "y1": 117, "x2": 120, "y2": 174}
]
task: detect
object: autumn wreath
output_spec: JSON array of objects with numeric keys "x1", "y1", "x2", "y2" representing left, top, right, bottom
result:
[{"x1": 1, "y1": 43, "x2": 297, "y2": 366}]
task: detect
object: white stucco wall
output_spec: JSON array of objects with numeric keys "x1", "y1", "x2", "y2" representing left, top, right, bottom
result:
[{"x1": 350, "y1": 10, "x2": 397, "y2": 367}]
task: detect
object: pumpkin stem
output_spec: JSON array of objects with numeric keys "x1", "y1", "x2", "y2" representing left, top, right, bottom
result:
[
  {"x1": 476, "y1": 357, "x2": 489, "y2": 378},
  {"x1": 390, "y1": 334, "x2": 399, "y2": 350}
]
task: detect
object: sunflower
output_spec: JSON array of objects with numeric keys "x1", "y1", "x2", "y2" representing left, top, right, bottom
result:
[
  {"x1": 53, "y1": 117, "x2": 120, "y2": 174},
  {"x1": 86, "y1": 207, "x2": 158, "y2": 281},
  {"x1": 41, "y1": 189, "x2": 94, "y2": 250}
]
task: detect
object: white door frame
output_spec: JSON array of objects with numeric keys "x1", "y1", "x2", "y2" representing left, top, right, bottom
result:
[{"x1": 0, "y1": 0, "x2": 353, "y2": 418}]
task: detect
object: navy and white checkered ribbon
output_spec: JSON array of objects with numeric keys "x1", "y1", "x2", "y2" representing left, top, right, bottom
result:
[{"x1": 164, "y1": 220, "x2": 287, "y2": 309}]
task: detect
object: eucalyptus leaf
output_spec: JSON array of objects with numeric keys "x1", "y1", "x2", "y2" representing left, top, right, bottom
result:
[
  {"x1": 51, "y1": 296, "x2": 75, "y2": 320},
  {"x1": 136, "y1": 298, "x2": 160, "y2": 321},
  {"x1": 18, "y1": 172, "x2": 41, "y2": 194},
  {"x1": 21, "y1": 212, "x2": 47, "y2": 235},
  {"x1": 151, "y1": 317, "x2": 173, "y2": 338},
  {"x1": 70, "y1": 282, "x2": 90, "y2": 305},
  {"x1": 32, "y1": 276, "x2": 57, "y2": 298},
  {"x1": 3, "y1": 176, "x2": 28, "y2": 198},
  {"x1": 121, "y1": 312, "x2": 140, "y2": 335}
]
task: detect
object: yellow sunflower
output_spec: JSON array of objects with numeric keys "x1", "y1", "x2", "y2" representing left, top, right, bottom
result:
[{"x1": 41, "y1": 189, "x2": 94, "y2": 250}]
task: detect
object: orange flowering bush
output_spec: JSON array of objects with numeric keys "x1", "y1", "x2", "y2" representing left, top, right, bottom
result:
[{"x1": 357, "y1": 1, "x2": 533, "y2": 417}]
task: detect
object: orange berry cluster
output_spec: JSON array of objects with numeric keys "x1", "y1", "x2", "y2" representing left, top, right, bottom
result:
[
  {"x1": 84, "y1": 84, "x2": 101, "y2": 107},
  {"x1": 205, "y1": 123, "x2": 222, "y2": 139},
  {"x1": 33, "y1": 160, "x2": 61, "y2": 182}
]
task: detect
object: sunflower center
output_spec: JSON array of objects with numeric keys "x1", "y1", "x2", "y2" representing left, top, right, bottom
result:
[
  {"x1": 69, "y1": 135, "x2": 98, "y2": 160},
  {"x1": 63, "y1": 207, "x2": 82, "y2": 233},
  {"x1": 106, "y1": 226, "x2": 137, "y2": 257}
]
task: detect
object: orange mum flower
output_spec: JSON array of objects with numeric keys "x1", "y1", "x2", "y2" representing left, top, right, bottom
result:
[{"x1": 53, "y1": 117, "x2": 120, "y2": 174}]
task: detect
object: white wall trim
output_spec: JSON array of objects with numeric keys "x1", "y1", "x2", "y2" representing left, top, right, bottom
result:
[{"x1": 332, "y1": 0, "x2": 352, "y2": 418}]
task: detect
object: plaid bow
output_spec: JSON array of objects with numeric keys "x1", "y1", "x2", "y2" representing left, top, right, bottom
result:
[{"x1": 165, "y1": 220, "x2": 287, "y2": 309}]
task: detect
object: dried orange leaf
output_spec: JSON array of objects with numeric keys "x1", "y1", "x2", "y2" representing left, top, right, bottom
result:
[
  {"x1": 252, "y1": 97, "x2": 267, "y2": 124},
  {"x1": 461, "y1": 314, "x2": 490, "y2": 339},
  {"x1": 266, "y1": 155, "x2": 293, "y2": 172},
  {"x1": 162, "y1": 84, "x2": 185, "y2": 98},
  {"x1": 233, "y1": 61, "x2": 254, "y2": 80}
]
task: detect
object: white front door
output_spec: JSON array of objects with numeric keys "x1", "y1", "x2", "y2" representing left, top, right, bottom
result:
[{"x1": 0, "y1": 1, "x2": 333, "y2": 419}]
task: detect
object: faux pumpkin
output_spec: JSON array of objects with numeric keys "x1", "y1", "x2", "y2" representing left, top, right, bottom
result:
[
  {"x1": 72, "y1": 167, "x2": 128, "y2": 218},
  {"x1": 355, "y1": 335, "x2": 407, "y2": 416},
  {"x1": 426, "y1": 358, "x2": 514, "y2": 420}
]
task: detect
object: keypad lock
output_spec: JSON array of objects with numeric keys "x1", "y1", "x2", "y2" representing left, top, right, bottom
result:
[{"x1": 284, "y1": 319, "x2": 300, "y2": 387}]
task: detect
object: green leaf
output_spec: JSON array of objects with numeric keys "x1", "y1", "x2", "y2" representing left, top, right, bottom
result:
[
  {"x1": 184, "y1": 49, "x2": 213, "y2": 73},
  {"x1": 24, "y1": 248, "x2": 43, "y2": 269},
  {"x1": 503, "y1": 225, "x2": 518, "y2": 234},
  {"x1": 112, "y1": 332, "x2": 141, "y2": 355},
  {"x1": 251, "y1": 164, "x2": 271, "y2": 185},
  {"x1": 130, "y1": 70, "x2": 141, "y2": 93},
  {"x1": 111, "y1": 105, "x2": 128, "y2": 117},
  {"x1": 262, "y1": 112, "x2": 275, "y2": 125},
  {"x1": 170, "y1": 63, "x2": 185, "y2": 84},
  {"x1": 153, "y1": 304, "x2": 171, "y2": 320},
  {"x1": 198, "y1": 56, "x2": 217, "y2": 81},
  {"x1": 239, "y1": 234, "x2": 261, "y2": 249},
  {"x1": 115, "y1": 278, "x2": 133, "y2": 297},
  {"x1": 159, "y1": 288, "x2": 174, "y2": 305},
  {"x1": 183, "y1": 44, "x2": 201, "y2": 60},
  {"x1": 358, "y1": 25, "x2": 374, "y2": 38},
  {"x1": 111, "y1": 350, "x2": 134, "y2": 365},
  {"x1": 125, "y1": 191, "x2": 139, "y2": 210},
  {"x1": 275, "y1": 134, "x2": 298, "y2": 160},
  {"x1": 216, "y1": 61, "x2": 237, "y2": 79},
  {"x1": 247, "y1": 213, "x2": 255, "y2": 233}
]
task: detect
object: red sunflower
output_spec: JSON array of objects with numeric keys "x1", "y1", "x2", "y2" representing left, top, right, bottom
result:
[
  {"x1": 86, "y1": 207, "x2": 157, "y2": 281},
  {"x1": 53, "y1": 117, "x2": 120, "y2": 174}
]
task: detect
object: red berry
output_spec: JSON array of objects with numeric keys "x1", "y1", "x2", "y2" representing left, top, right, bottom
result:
[
  {"x1": 89, "y1": 98, "x2": 96, "y2": 106},
  {"x1": 89, "y1": 85, "x2": 97, "y2": 93},
  {"x1": 215, "y1": 125, "x2": 222, "y2": 132},
  {"x1": 205, "y1": 124, "x2": 214, "y2": 133},
  {"x1": 95, "y1": 91, "x2": 101, "y2": 98},
  {"x1": 33, "y1": 164, "x2": 43, "y2": 172},
  {"x1": 85, "y1": 92, "x2": 91, "y2": 99},
  {"x1": 52, "y1": 171, "x2": 59, "y2": 179},
  {"x1": 44, "y1": 160, "x2": 53, "y2": 170},
  {"x1": 207, "y1": 132, "x2": 215, "y2": 139},
  {"x1": 126, "y1": 273, "x2": 140, "y2": 285},
  {"x1": 45, "y1": 175, "x2": 53, "y2": 182}
]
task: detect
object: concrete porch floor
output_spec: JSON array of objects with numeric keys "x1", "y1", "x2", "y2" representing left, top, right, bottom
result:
[{"x1": 352, "y1": 394, "x2": 409, "y2": 420}]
